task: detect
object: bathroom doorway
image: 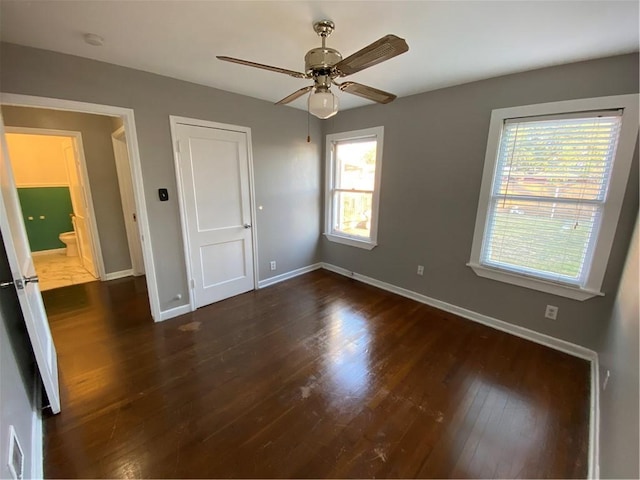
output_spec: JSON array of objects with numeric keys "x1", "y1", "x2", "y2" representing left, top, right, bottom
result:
[{"x1": 4, "y1": 128, "x2": 102, "y2": 291}]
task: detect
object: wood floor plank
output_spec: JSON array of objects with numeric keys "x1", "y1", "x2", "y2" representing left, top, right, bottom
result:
[{"x1": 42, "y1": 270, "x2": 590, "y2": 478}]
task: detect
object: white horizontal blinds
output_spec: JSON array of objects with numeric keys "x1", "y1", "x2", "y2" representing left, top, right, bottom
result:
[
  {"x1": 332, "y1": 138, "x2": 377, "y2": 239},
  {"x1": 482, "y1": 112, "x2": 623, "y2": 285}
]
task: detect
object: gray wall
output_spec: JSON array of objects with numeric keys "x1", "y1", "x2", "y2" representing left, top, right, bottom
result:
[
  {"x1": 321, "y1": 53, "x2": 639, "y2": 350},
  {"x1": 598, "y1": 216, "x2": 639, "y2": 479},
  {"x1": 2, "y1": 106, "x2": 132, "y2": 274},
  {"x1": 0, "y1": 233, "x2": 38, "y2": 480},
  {"x1": 0, "y1": 42, "x2": 323, "y2": 312}
]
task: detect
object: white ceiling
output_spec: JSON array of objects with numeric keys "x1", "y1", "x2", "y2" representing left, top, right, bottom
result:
[{"x1": 1, "y1": 1, "x2": 638, "y2": 111}]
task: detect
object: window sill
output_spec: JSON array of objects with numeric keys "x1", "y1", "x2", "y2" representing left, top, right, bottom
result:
[
  {"x1": 466, "y1": 262, "x2": 604, "y2": 301},
  {"x1": 325, "y1": 233, "x2": 377, "y2": 250}
]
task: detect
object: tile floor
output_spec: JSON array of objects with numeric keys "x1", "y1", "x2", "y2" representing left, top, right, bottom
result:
[{"x1": 33, "y1": 251, "x2": 98, "y2": 291}]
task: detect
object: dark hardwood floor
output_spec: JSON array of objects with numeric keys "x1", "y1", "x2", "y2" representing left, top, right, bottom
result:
[{"x1": 42, "y1": 269, "x2": 590, "y2": 478}]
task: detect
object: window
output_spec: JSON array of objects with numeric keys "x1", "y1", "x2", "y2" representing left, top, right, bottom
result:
[
  {"x1": 469, "y1": 95, "x2": 638, "y2": 300},
  {"x1": 325, "y1": 127, "x2": 384, "y2": 249}
]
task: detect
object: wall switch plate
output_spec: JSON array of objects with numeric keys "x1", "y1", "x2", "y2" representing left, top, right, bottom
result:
[
  {"x1": 158, "y1": 188, "x2": 169, "y2": 201},
  {"x1": 545, "y1": 305, "x2": 559, "y2": 320},
  {"x1": 417, "y1": 265, "x2": 424, "y2": 276},
  {"x1": 270, "y1": 261, "x2": 276, "y2": 271}
]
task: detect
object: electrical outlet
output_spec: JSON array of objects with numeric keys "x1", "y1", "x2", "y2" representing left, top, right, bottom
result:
[
  {"x1": 270, "y1": 261, "x2": 276, "y2": 271},
  {"x1": 544, "y1": 305, "x2": 558, "y2": 320},
  {"x1": 417, "y1": 265, "x2": 424, "y2": 276},
  {"x1": 603, "y1": 370, "x2": 610, "y2": 390}
]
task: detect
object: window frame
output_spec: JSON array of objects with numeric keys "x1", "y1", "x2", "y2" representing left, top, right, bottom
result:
[
  {"x1": 468, "y1": 95, "x2": 639, "y2": 300},
  {"x1": 325, "y1": 126, "x2": 384, "y2": 250}
]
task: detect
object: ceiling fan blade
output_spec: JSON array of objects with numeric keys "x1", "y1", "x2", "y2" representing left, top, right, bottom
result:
[
  {"x1": 217, "y1": 56, "x2": 308, "y2": 79},
  {"x1": 276, "y1": 86, "x2": 314, "y2": 105},
  {"x1": 335, "y1": 34, "x2": 409, "y2": 77},
  {"x1": 338, "y1": 82, "x2": 397, "y2": 104}
]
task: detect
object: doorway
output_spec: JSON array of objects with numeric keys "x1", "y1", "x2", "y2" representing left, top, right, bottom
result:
[
  {"x1": 0, "y1": 92, "x2": 160, "y2": 324},
  {"x1": 5, "y1": 129, "x2": 101, "y2": 291}
]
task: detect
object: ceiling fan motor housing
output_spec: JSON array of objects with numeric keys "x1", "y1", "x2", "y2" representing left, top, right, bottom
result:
[{"x1": 305, "y1": 48, "x2": 342, "y2": 77}]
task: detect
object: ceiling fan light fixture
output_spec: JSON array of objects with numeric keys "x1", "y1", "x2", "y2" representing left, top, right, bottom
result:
[{"x1": 308, "y1": 89, "x2": 339, "y2": 119}]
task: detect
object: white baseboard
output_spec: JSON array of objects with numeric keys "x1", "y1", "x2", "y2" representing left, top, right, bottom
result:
[
  {"x1": 158, "y1": 304, "x2": 192, "y2": 322},
  {"x1": 103, "y1": 269, "x2": 134, "y2": 281},
  {"x1": 321, "y1": 263, "x2": 597, "y2": 360},
  {"x1": 321, "y1": 262, "x2": 599, "y2": 478},
  {"x1": 30, "y1": 379, "x2": 43, "y2": 480},
  {"x1": 31, "y1": 248, "x2": 66, "y2": 257},
  {"x1": 258, "y1": 263, "x2": 322, "y2": 289}
]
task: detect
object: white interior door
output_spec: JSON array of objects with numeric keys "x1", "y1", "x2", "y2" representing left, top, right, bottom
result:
[
  {"x1": 62, "y1": 139, "x2": 98, "y2": 278},
  {"x1": 111, "y1": 128, "x2": 145, "y2": 276},
  {"x1": 176, "y1": 123, "x2": 255, "y2": 308},
  {"x1": 0, "y1": 115, "x2": 60, "y2": 413}
]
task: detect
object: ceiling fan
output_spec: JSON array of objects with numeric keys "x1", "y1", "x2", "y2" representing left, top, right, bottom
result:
[{"x1": 217, "y1": 20, "x2": 409, "y2": 119}]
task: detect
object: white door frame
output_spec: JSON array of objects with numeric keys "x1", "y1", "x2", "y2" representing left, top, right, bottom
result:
[
  {"x1": 169, "y1": 115, "x2": 259, "y2": 312},
  {"x1": 111, "y1": 126, "x2": 145, "y2": 276},
  {"x1": 4, "y1": 126, "x2": 106, "y2": 279},
  {"x1": 1, "y1": 93, "x2": 161, "y2": 322}
]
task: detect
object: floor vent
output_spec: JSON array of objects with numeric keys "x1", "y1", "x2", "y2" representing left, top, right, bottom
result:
[{"x1": 7, "y1": 426, "x2": 24, "y2": 480}]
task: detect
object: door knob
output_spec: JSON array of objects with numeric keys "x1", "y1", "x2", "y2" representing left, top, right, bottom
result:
[
  {"x1": 0, "y1": 280, "x2": 14, "y2": 289},
  {"x1": 24, "y1": 275, "x2": 39, "y2": 284},
  {"x1": 243, "y1": 224, "x2": 252, "y2": 229}
]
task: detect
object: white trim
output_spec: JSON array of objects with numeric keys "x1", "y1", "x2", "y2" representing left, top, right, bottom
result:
[
  {"x1": 169, "y1": 118, "x2": 195, "y2": 312},
  {"x1": 111, "y1": 126, "x2": 145, "y2": 276},
  {"x1": 324, "y1": 233, "x2": 377, "y2": 250},
  {"x1": 469, "y1": 94, "x2": 639, "y2": 300},
  {"x1": 30, "y1": 377, "x2": 43, "y2": 480},
  {"x1": 320, "y1": 261, "x2": 599, "y2": 477},
  {"x1": 5, "y1": 126, "x2": 107, "y2": 279},
  {"x1": 467, "y1": 262, "x2": 604, "y2": 301},
  {"x1": 159, "y1": 303, "x2": 191, "y2": 322},
  {"x1": 0, "y1": 93, "x2": 161, "y2": 322},
  {"x1": 258, "y1": 263, "x2": 322, "y2": 288},
  {"x1": 103, "y1": 269, "x2": 133, "y2": 281},
  {"x1": 325, "y1": 126, "x2": 384, "y2": 250},
  {"x1": 169, "y1": 115, "x2": 259, "y2": 314},
  {"x1": 31, "y1": 248, "x2": 66, "y2": 257}
]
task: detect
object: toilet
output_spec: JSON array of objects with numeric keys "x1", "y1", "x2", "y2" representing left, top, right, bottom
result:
[{"x1": 59, "y1": 231, "x2": 79, "y2": 257}]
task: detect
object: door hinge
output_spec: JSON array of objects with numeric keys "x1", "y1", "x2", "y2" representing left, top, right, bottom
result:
[
  {"x1": 191, "y1": 279, "x2": 195, "y2": 289},
  {"x1": 1, "y1": 279, "x2": 25, "y2": 290}
]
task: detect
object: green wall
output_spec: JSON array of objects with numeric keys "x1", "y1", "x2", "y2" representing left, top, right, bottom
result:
[{"x1": 17, "y1": 187, "x2": 73, "y2": 251}]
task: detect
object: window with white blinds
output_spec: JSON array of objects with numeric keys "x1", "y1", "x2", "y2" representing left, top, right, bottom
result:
[
  {"x1": 482, "y1": 112, "x2": 622, "y2": 285},
  {"x1": 469, "y1": 95, "x2": 638, "y2": 300}
]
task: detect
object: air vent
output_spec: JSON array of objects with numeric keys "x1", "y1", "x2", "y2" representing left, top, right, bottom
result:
[{"x1": 7, "y1": 426, "x2": 24, "y2": 480}]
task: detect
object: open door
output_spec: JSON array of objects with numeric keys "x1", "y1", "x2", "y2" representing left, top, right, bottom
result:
[
  {"x1": 0, "y1": 113, "x2": 60, "y2": 413},
  {"x1": 62, "y1": 138, "x2": 98, "y2": 278},
  {"x1": 111, "y1": 128, "x2": 145, "y2": 275}
]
